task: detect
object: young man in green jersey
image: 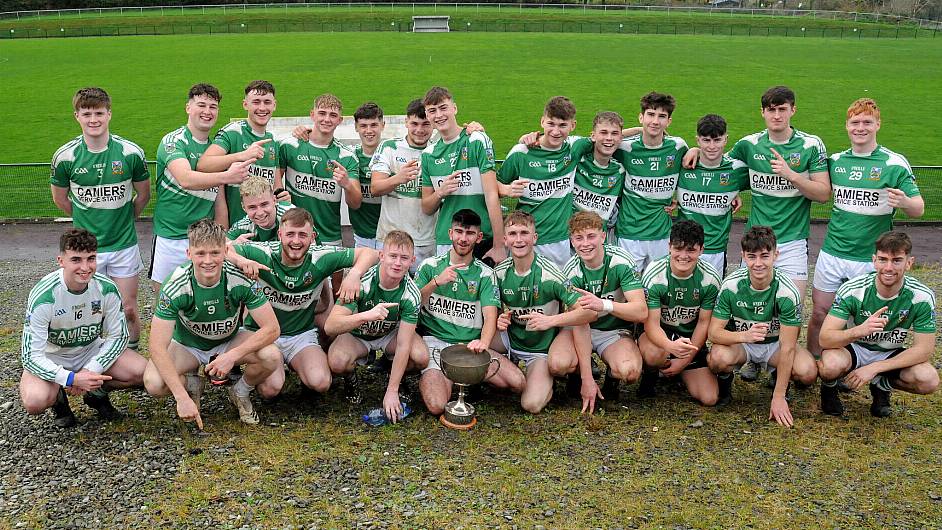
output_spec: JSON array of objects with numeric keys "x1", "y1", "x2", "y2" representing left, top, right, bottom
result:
[
  {"x1": 563, "y1": 212, "x2": 647, "y2": 402},
  {"x1": 21, "y1": 229, "x2": 146, "y2": 427},
  {"x1": 51, "y1": 87, "x2": 150, "y2": 352},
  {"x1": 226, "y1": 176, "x2": 295, "y2": 244},
  {"x1": 420, "y1": 86, "x2": 506, "y2": 266},
  {"x1": 494, "y1": 212, "x2": 598, "y2": 414},
  {"x1": 325, "y1": 231, "x2": 428, "y2": 422},
  {"x1": 807, "y1": 99, "x2": 924, "y2": 359},
  {"x1": 415, "y1": 209, "x2": 526, "y2": 416},
  {"x1": 144, "y1": 219, "x2": 281, "y2": 427},
  {"x1": 350, "y1": 102, "x2": 386, "y2": 250},
  {"x1": 151, "y1": 83, "x2": 255, "y2": 293},
  {"x1": 228, "y1": 208, "x2": 378, "y2": 399},
  {"x1": 818, "y1": 231, "x2": 938, "y2": 417},
  {"x1": 708, "y1": 226, "x2": 818, "y2": 427},
  {"x1": 572, "y1": 112, "x2": 628, "y2": 241},
  {"x1": 638, "y1": 220, "x2": 723, "y2": 406},
  {"x1": 613, "y1": 92, "x2": 689, "y2": 274},
  {"x1": 198, "y1": 80, "x2": 282, "y2": 227}
]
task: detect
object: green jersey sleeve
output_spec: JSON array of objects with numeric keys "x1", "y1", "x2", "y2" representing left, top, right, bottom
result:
[
  {"x1": 213, "y1": 128, "x2": 236, "y2": 153},
  {"x1": 480, "y1": 270, "x2": 500, "y2": 308},
  {"x1": 232, "y1": 279, "x2": 268, "y2": 311},
  {"x1": 645, "y1": 281, "x2": 666, "y2": 310},
  {"x1": 554, "y1": 277, "x2": 580, "y2": 308},
  {"x1": 50, "y1": 149, "x2": 72, "y2": 188},
  {"x1": 415, "y1": 260, "x2": 435, "y2": 288},
  {"x1": 232, "y1": 243, "x2": 274, "y2": 269},
  {"x1": 896, "y1": 167, "x2": 920, "y2": 198},
  {"x1": 131, "y1": 149, "x2": 149, "y2": 182},
  {"x1": 278, "y1": 140, "x2": 291, "y2": 170},
  {"x1": 619, "y1": 266, "x2": 643, "y2": 294},
  {"x1": 497, "y1": 151, "x2": 520, "y2": 184},
  {"x1": 570, "y1": 136, "x2": 593, "y2": 160},
  {"x1": 419, "y1": 152, "x2": 433, "y2": 188},
  {"x1": 713, "y1": 288, "x2": 733, "y2": 321},
  {"x1": 311, "y1": 246, "x2": 355, "y2": 275},
  {"x1": 776, "y1": 291, "x2": 801, "y2": 327},
  {"x1": 912, "y1": 297, "x2": 936, "y2": 334},
  {"x1": 701, "y1": 282, "x2": 719, "y2": 311},
  {"x1": 469, "y1": 132, "x2": 496, "y2": 173},
  {"x1": 154, "y1": 288, "x2": 181, "y2": 321}
]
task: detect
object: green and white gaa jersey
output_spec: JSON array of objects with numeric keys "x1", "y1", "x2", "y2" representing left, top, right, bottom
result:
[
  {"x1": 21, "y1": 270, "x2": 129, "y2": 386},
  {"x1": 613, "y1": 134, "x2": 689, "y2": 241},
  {"x1": 371, "y1": 138, "x2": 436, "y2": 246},
  {"x1": 235, "y1": 241, "x2": 354, "y2": 336},
  {"x1": 728, "y1": 128, "x2": 828, "y2": 244},
  {"x1": 420, "y1": 130, "x2": 498, "y2": 244},
  {"x1": 563, "y1": 245, "x2": 642, "y2": 332},
  {"x1": 155, "y1": 261, "x2": 268, "y2": 351},
  {"x1": 415, "y1": 253, "x2": 501, "y2": 344},
  {"x1": 211, "y1": 120, "x2": 279, "y2": 226},
  {"x1": 227, "y1": 202, "x2": 295, "y2": 242},
  {"x1": 494, "y1": 254, "x2": 581, "y2": 354},
  {"x1": 572, "y1": 153, "x2": 626, "y2": 226},
  {"x1": 498, "y1": 136, "x2": 593, "y2": 244},
  {"x1": 154, "y1": 126, "x2": 217, "y2": 240},
  {"x1": 50, "y1": 134, "x2": 149, "y2": 252},
  {"x1": 341, "y1": 264, "x2": 421, "y2": 341},
  {"x1": 642, "y1": 256, "x2": 721, "y2": 337},
  {"x1": 822, "y1": 146, "x2": 921, "y2": 262},
  {"x1": 676, "y1": 156, "x2": 750, "y2": 253},
  {"x1": 279, "y1": 137, "x2": 358, "y2": 244},
  {"x1": 350, "y1": 145, "x2": 382, "y2": 240},
  {"x1": 713, "y1": 267, "x2": 802, "y2": 344},
  {"x1": 829, "y1": 272, "x2": 936, "y2": 352}
]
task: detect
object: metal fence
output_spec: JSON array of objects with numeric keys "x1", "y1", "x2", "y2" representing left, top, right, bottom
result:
[{"x1": 4, "y1": 161, "x2": 940, "y2": 222}]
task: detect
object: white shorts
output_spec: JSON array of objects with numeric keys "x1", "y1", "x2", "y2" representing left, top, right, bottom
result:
[
  {"x1": 422, "y1": 335, "x2": 453, "y2": 373},
  {"x1": 351, "y1": 332, "x2": 396, "y2": 356},
  {"x1": 617, "y1": 237, "x2": 669, "y2": 274},
  {"x1": 846, "y1": 343, "x2": 903, "y2": 370},
  {"x1": 354, "y1": 235, "x2": 383, "y2": 250},
  {"x1": 535, "y1": 240, "x2": 573, "y2": 270},
  {"x1": 591, "y1": 328, "x2": 626, "y2": 355},
  {"x1": 812, "y1": 250, "x2": 874, "y2": 293},
  {"x1": 97, "y1": 245, "x2": 143, "y2": 278},
  {"x1": 173, "y1": 337, "x2": 234, "y2": 366},
  {"x1": 411, "y1": 244, "x2": 437, "y2": 274},
  {"x1": 743, "y1": 341, "x2": 779, "y2": 365},
  {"x1": 500, "y1": 331, "x2": 546, "y2": 368},
  {"x1": 276, "y1": 328, "x2": 321, "y2": 365},
  {"x1": 700, "y1": 252, "x2": 727, "y2": 277},
  {"x1": 150, "y1": 236, "x2": 189, "y2": 283},
  {"x1": 45, "y1": 340, "x2": 111, "y2": 373}
]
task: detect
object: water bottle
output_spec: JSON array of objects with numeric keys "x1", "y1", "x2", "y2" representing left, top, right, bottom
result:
[{"x1": 362, "y1": 402, "x2": 412, "y2": 426}]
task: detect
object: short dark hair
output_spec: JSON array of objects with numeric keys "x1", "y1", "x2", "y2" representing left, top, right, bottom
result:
[
  {"x1": 761, "y1": 85, "x2": 795, "y2": 109},
  {"x1": 669, "y1": 220, "x2": 704, "y2": 250},
  {"x1": 875, "y1": 231, "x2": 912, "y2": 256},
  {"x1": 741, "y1": 226, "x2": 777, "y2": 254},
  {"x1": 423, "y1": 86, "x2": 452, "y2": 107},
  {"x1": 451, "y1": 209, "x2": 481, "y2": 230},
  {"x1": 353, "y1": 101, "x2": 383, "y2": 122},
  {"x1": 406, "y1": 98, "x2": 427, "y2": 120},
  {"x1": 73, "y1": 87, "x2": 110, "y2": 111},
  {"x1": 696, "y1": 114, "x2": 727, "y2": 138},
  {"x1": 245, "y1": 80, "x2": 275, "y2": 97},
  {"x1": 544, "y1": 96, "x2": 576, "y2": 121},
  {"x1": 640, "y1": 91, "x2": 676, "y2": 116},
  {"x1": 188, "y1": 83, "x2": 221, "y2": 103},
  {"x1": 60, "y1": 228, "x2": 97, "y2": 253},
  {"x1": 281, "y1": 207, "x2": 314, "y2": 229}
]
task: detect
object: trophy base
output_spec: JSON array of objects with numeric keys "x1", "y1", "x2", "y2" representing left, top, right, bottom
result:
[{"x1": 440, "y1": 413, "x2": 477, "y2": 430}]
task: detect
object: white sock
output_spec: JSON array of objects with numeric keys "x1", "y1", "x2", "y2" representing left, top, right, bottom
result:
[{"x1": 233, "y1": 377, "x2": 254, "y2": 398}]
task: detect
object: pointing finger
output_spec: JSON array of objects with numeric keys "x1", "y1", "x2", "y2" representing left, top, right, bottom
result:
[{"x1": 769, "y1": 148, "x2": 784, "y2": 160}]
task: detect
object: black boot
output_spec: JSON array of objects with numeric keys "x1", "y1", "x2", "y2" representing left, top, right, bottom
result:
[
  {"x1": 869, "y1": 383, "x2": 892, "y2": 418},
  {"x1": 636, "y1": 369, "x2": 657, "y2": 399},
  {"x1": 52, "y1": 388, "x2": 77, "y2": 428},
  {"x1": 716, "y1": 373, "x2": 734, "y2": 407},
  {"x1": 820, "y1": 383, "x2": 844, "y2": 416},
  {"x1": 83, "y1": 389, "x2": 123, "y2": 420},
  {"x1": 601, "y1": 369, "x2": 620, "y2": 401}
]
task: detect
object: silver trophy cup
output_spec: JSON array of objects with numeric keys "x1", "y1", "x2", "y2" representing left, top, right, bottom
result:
[{"x1": 439, "y1": 345, "x2": 499, "y2": 430}]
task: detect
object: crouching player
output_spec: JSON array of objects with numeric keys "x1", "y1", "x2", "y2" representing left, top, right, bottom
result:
[
  {"x1": 227, "y1": 176, "x2": 294, "y2": 243},
  {"x1": 416, "y1": 210, "x2": 526, "y2": 416},
  {"x1": 21, "y1": 229, "x2": 145, "y2": 427},
  {"x1": 638, "y1": 220, "x2": 722, "y2": 406},
  {"x1": 818, "y1": 231, "x2": 938, "y2": 417},
  {"x1": 144, "y1": 219, "x2": 280, "y2": 427},
  {"x1": 708, "y1": 226, "x2": 817, "y2": 427}
]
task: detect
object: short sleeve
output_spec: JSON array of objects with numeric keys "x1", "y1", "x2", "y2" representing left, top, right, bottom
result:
[
  {"x1": 419, "y1": 153, "x2": 433, "y2": 188},
  {"x1": 154, "y1": 289, "x2": 179, "y2": 321},
  {"x1": 497, "y1": 153, "x2": 518, "y2": 185},
  {"x1": 415, "y1": 260, "x2": 435, "y2": 289},
  {"x1": 777, "y1": 292, "x2": 801, "y2": 327},
  {"x1": 469, "y1": 132, "x2": 496, "y2": 173},
  {"x1": 131, "y1": 150, "x2": 150, "y2": 183},
  {"x1": 701, "y1": 283, "x2": 719, "y2": 311},
  {"x1": 712, "y1": 288, "x2": 733, "y2": 321},
  {"x1": 912, "y1": 299, "x2": 936, "y2": 334},
  {"x1": 50, "y1": 156, "x2": 71, "y2": 188},
  {"x1": 827, "y1": 290, "x2": 854, "y2": 321},
  {"x1": 370, "y1": 144, "x2": 393, "y2": 175},
  {"x1": 212, "y1": 129, "x2": 234, "y2": 152},
  {"x1": 480, "y1": 271, "x2": 500, "y2": 308}
]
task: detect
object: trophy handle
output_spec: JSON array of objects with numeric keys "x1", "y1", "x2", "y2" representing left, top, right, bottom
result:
[{"x1": 482, "y1": 357, "x2": 500, "y2": 382}]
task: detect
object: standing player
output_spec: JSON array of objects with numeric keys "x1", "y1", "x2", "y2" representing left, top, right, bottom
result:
[
  {"x1": 707, "y1": 226, "x2": 818, "y2": 427},
  {"x1": 143, "y1": 219, "x2": 280, "y2": 427},
  {"x1": 419, "y1": 87, "x2": 506, "y2": 265},
  {"x1": 325, "y1": 231, "x2": 428, "y2": 422},
  {"x1": 51, "y1": 87, "x2": 150, "y2": 351},
  {"x1": 350, "y1": 102, "x2": 386, "y2": 249},
  {"x1": 151, "y1": 83, "x2": 254, "y2": 291},
  {"x1": 197, "y1": 80, "x2": 281, "y2": 226},
  {"x1": 226, "y1": 176, "x2": 295, "y2": 243},
  {"x1": 572, "y1": 112, "x2": 628, "y2": 240},
  {"x1": 563, "y1": 212, "x2": 647, "y2": 401},
  {"x1": 807, "y1": 98, "x2": 924, "y2": 359},
  {"x1": 818, "y1": 231, "x2": 938, "y2": 417},
  {"x1": 20, "y1": 229, "x2": 146, "y2": 427},
  {"x1": 415, "y1": 210, "x2": 526, "y2": 415},
  {"x1": 638, "y1": 220, "x2": 722, "y2": 406}
]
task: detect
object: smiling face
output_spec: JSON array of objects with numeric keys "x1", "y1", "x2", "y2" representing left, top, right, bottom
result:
[
  {"x1": 696, "y1": 134, "x2": 728, "y2": 165},
  {"x1": 278, "y1": 220, "x2": 314, "y2": 265},
  {"x1": 668, "y1": 243, "x2": 703, "y2": 277},
  {"x1": 742, "y1": 247, "x2": 778, "y2": 286},
  {"x1": 570, "y1": 228, "x2": 605, "y2": 264},
  {"x1": 424, "y1": 98, "x2": 458, "y2": 133},
  {"x1": 58, "y1": 249, "x2": 97, "y2": 291},
  {"x1": 872, "y1": 249, "x2": 913, "y2": 290},
  {"x1": 242, "y1": 192, "x2": 277, "y2": 230},
  {"x1": 379, "y1": 243, "x2": 415, "y2": 282},
  {"x1": 846, "y1": 112, "x2": 880, "y2": 151},
  {"x1": 540, "y1": 115, "x2": 575, "y2": 150},
  {"x1": 75, "y1": 106, "x2": 111, "y2": 140},
  {"x1": 639, "y1": 107, "x2": 671, "y2": 141},
  {"x1": 311, "y1": 105, "x2": 342, "y2": 138},
  {"x1": 355, "y1": 117, "x2": 385, "y2": 150},
  {"x1": 186, "y1": 94, "x2": 219, "y2": 135},
  {"x1": 187, "y1": 243, "x2": 226, "y2": 286},
  {"x1": 406, "y1": 114, "x2": 434, "y2": 147},
  {"x1": 449, "y1": 223, "x2": 483, "y2": 258},
  {"x1": 590, "y1": 121, "x2": 621, "y2": 158},
  {"x1": 243, "y1": 89, "x2": 276, "y2": 129},
  {"x1": 503, "y1": 221, "x2": 537, "y2": 259}
]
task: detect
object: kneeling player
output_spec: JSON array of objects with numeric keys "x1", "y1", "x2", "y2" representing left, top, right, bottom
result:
[
  {"x1": 416, "y1": 210, "x2": 526, "y2": 416},
  {"x1": 144, "y1": 219, "x2": 280, "y2": 427},
  {"x1": 638, "y1": 220, "x2": 722, "y2": 406},
  {"x1": 563, "y1": 212, "x2": 647, "y2": 402},
  {"x1": 227, "y1": 176, "x2": 294, "y2": 243},
  {"x1": 818, "y1": 231, "x2": 938, "y2": 417},
  {"x1": 20, "y1": 229, "x2": 146, "y2": 427},
  {"x1": 325, "y1": 231, "x2": 429, "y2": 422},
  {"x1": 708, "y1": 226, "x2": 817, "y2": 427}
]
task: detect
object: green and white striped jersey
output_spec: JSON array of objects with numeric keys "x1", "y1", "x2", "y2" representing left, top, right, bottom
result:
[
  {"x1": 676, "y1": 156, "x2": 750, "y2": 253},
  {"x1": 572, "y1": 153, "x2": 626, "y2": 226},
  {"x1": 713, "y1": 267, "x2": 802, "y2": 344},
  {"x1": 211, "y1": 120, "x2": 279, "y2": 226},
  {"x1": 371, "y1": 138, "x2": 436, "y2": 246},
  {"x1": 829, "y1": 272, "x2": 936, "y2": 352},
  {"x1": 822, "y1": 146, "x2": 921, "y2": 262},
  {"x1": 564, "y1": 245, "x2": 642, "y2": 332},
  {"x1": 50, "y1": 134, "x2": 149, "y2": 252},
  {"x1": 415, "y1": 253, "x2": 501, "y2": 344},
  {"x1": 22, "y1": 270, "x2": 128, "y2": 386},
  {"x1": 235, "y1": 242, "x2": 353, "y2": 336},
  {"x1": 642, "y1": 256, "x2": 721, "y2": 337},
  {"x1": 613, "y1": 134, "x2": 689, "y2": 241},
  {"x1": 341, "y1": 264, "x2": 421, "y2": 341},
  {"x1": 728, "y1": 128, "x2": 827, "y2": 244},
  {"x1": 154, "y1": 125, "x2": 217, "y2": 240},
  {"x1": 349, "y1": 145, "x2": 382, "y2": 240},
  {"x1": 494, "y1": 254, "x2": 581, "y2": 354},
  {"x1": 226, "y1": 202, "x2": 295, "y2": 243},
  {"x1": 155, "y1": 261, "x2": 268, "y2": 351}
]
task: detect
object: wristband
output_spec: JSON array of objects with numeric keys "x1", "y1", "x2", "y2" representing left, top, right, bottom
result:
[
  {"x1": 602, "y1": 299, "x2": 614, "y2": 313},
  {"x1": 66, "y1": 371, "x2": 75, "y2": 387}
]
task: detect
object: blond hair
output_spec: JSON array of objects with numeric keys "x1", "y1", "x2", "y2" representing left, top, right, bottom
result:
[
  {"x1": 239, "y1": 175, "x2": 273, "y2": 199},
  {"x1": 383, "y1": 230, "x2": 414, "y2": 252},
  {"x1": 187, "y1": 218, "x2": 227, "y2": 249},
  {"x1": 313, "y1": 93, "x2": 342, "y2": 112}
]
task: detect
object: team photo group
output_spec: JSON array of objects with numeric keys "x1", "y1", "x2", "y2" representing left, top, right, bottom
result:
[{"x1": 22, "y1": 80, "x2": 938, "y2": 432}]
